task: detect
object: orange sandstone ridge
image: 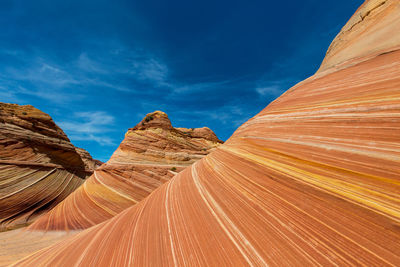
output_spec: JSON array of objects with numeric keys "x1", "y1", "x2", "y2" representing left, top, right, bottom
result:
[
  {"x1": 318, "y1": 0, "x2": 400, "y2": 73},
  {"x1": 11, "y1": 0, "x2": 400, "y2": 265},
  {"x1": 0, "y1": 103, "x2": 98, "y2": 231},
  {"x1": 28, "y1": 111, "x2": 223, "y2": 230}
]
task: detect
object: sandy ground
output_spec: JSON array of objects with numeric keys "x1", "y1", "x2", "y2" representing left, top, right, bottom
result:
[{"x1": 0, "y1": 228, "x2": 79, "y2": 266}]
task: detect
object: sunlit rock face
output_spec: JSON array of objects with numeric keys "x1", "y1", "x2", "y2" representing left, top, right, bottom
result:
[
  {"x1": 318, "y1": 0, "x2": 400, "y2": 73},
  {"x1": 108, "y1": 111, "x2": 222, "y2": 172},
  {"x1": 14, "y1": 0, "x2": 400, "y2": 265},
  {"x1": 28, "y1": 110, "x2": 223, "y2": 230},
  {"x1": 0, "y1": 103, "x2": 97, "y2": 231}
]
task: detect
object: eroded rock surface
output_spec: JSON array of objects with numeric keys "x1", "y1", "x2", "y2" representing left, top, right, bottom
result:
[
  {"x1": 0, "y1": 103, "x2": 97, "y2": 231},
  {"x1": 318, "y1": 0, "x2": 400, "y2": 72},
  {"x1": 11, "y1": 0, "x2": 400, "y2": 265},
  {"x1": 28, "y1": 111, "x2": 223, "y2": 230}
]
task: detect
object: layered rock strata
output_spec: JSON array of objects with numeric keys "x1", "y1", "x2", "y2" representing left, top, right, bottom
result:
[
  {"x1": 0, "y1": 103, "x2": 97, "y2": 231},
  {"x1": 28, "y1": 111, "x2": 222, "y2": 230},
  {"x1": 13, "y1": 0, "x2": 400, "y2": 265}
]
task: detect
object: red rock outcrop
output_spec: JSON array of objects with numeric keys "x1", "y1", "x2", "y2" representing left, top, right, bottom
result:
[
  {"x1": 0, "y1": 103, "x2": 97, "y2": 231},
  {"x1": 28, "y1": 111, "x2": 223, "y2": 230},
  {"x1": 12, "y1": 0, "x2": 400, "y2": 265}
]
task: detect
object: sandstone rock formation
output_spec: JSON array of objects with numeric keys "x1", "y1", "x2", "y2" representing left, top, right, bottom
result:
[
  {"x1": 28, "y1": 111, "x2": 223, "y2": 230},
  {"x1": 318, "y1": 0, "x2": 400, "y2": 72},
  {"x1": 11, "y1": 0, "x2": 400, "y2": 265},
  {"x1": 0, "y1": 103, "x2": 97, "y2": 231},
  {"x1": 75, "y1": 147, "x2": 103, "y2": 171}
]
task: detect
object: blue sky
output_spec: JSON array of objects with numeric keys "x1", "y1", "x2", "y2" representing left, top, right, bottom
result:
[{"x1": 0, "y1": 0, "x2": 363, "y2": 161}]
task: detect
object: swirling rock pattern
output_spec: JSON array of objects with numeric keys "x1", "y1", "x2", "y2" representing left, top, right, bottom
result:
[
  {"x1": 0, "y1": 103, "x2": 98, "y2": 231},
  {"x1": 12, "y1": 0, "x2": 400, "y2": 265},
  {"x1": 28, "y1": 111, "x2": 223, "y2": 230}
]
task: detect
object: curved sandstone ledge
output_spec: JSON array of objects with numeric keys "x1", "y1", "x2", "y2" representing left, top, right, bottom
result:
[{"x1": 28, "y1": 111, "x2": 223, "y2": 231}]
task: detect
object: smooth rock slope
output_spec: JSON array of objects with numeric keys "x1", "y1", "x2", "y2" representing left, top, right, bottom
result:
[
  {"x1": 13, "y1": 0, "x2": 400, "y2": 265},
  {"x1": 318, "y1": 0, "x2": 400, "y2": 72},
  {"x1": 0, "y1": 103, "x2": 98, "y2": 231},
  {"x1": 28, "y1": 111, "x2": 222, "y2": 230}
]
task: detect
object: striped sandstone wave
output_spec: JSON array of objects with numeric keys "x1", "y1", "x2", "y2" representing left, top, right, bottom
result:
[
  {"x1": 28, "y1": 111, "x2": 222, "y2": 230},
  {"x1": 0, "y1": 103, "x2": 98, "y2": 231},
  {"x1": 14, "y1": 0, "x2": 400, "y2": 265}
]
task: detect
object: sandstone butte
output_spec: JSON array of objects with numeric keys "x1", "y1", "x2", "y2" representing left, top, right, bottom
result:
[
  {"x1": 0, "y1": 103, "x2": 99, "y2": 231},
  {"x1": 27, "y1": 110, "x2": 223, "y2": 231},
  {"x1": 8, "y1": 0, "x2": 400, "y2": 265}
]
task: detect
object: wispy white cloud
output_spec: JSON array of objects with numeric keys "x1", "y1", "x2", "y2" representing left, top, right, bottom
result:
[
  {"x1": 131, "y1": 58, "x2": 169, "y2": 87},
  {"x1": 82, "y1": 78, "x2": 132, "y2": 92},
  {"x1": 255, "y1": 85, "x2": 283, "y2": 97},
  {"x1": 174, "y1": 105, "x2": 248, "y2": 128},
  {"x1": 1, "y1": 45, "x2": 244, "y2": 105},
  {"x1": 77, "y1": 53, "x2": 109, "y2": 74},
  {"x1": 171, "y1": 80, "x2": 229, "y2": 94},
  {"x1": 205, "y1": 106, "x2": 247, "y2": 127},
  {"x1": 1, "y1": 46, "x2": 171, "y2": 101},
  {"x1": 68, "y1": 134, "x2": 115, "y2": 146},
  {"x1": 0, "y1": 55, "x2": 84, "y2": 104},
  {"x1": 59, "y1": 111, "x2": 116, "y2": 146},
  {"x1": 0, "y1": 85, "x2": 21, "y2": 103},
  {"x1": 75, "y1": 48, "x2": 170, "y2": 89},
  {"x1": 0, "y1": 75, "x2": 85, "y2": 104},
  {"x1": 18, "y1": 86, "x2": 85, "y2": 103},
  {"x1": 6, "y1": 60, "x2": 78, "y2": 87},
  {"x1": 0, "y1": 49, "x2": 25, "y2": 57},
  {"x1": 254, "y1": 77, "x2": 294, "y2": 99}
]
